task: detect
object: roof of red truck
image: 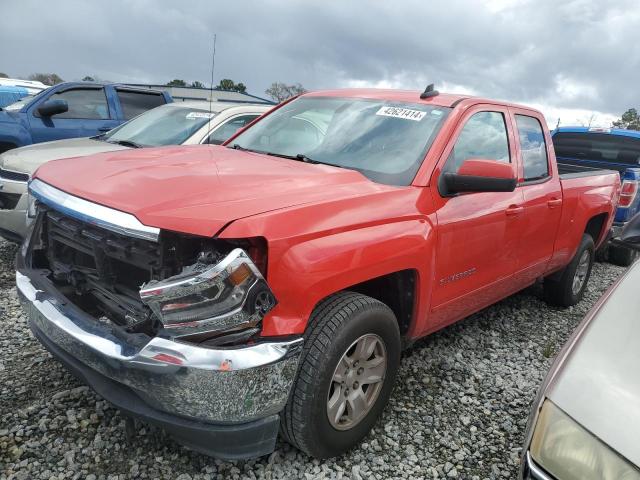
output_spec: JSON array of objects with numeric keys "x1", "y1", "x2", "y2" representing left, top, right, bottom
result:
[
  {"x1": 304, "y1": 88, "x2": 470, "y2": 108},
  {"x1": 304, "y1": 88, "x2": 543, "y2": 114}
]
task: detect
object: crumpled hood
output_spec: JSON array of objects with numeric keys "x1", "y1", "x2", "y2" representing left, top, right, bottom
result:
[
  {"x1": 34, "y1": 144, "x2": 387, "y2": 237},
  {"x1": 547, "y1": 262, "x2": 640, "y2": 466},
  {"x1": 1, "y1": 137, "x2": 128, "y2": 175}
]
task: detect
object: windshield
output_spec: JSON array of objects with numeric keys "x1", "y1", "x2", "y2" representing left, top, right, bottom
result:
[
  {"x1": 3, "y1": 94, "x2": 36, "y2": 111},
  {"x1": 230, "y1": 97, "x2": 451, "y2": 185},
  {"x1": 103, "y1": 105, "x2": 216, "y2": 146}
]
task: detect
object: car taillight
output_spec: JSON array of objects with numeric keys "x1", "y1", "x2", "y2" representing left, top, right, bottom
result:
[{"x1": 619, "y1": 180, "x2": 638, "y2": 207}]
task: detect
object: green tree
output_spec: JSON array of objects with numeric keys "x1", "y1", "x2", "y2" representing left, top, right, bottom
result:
[
  {"x1": 265, "y1": 82, "x2": 307, "y2": 102},
  {"x1": 612, "y1": 108, "x2": 640, "y2": 131},
  {"x1": 82, "y1": 76, "x2": 95, "y2": 82},
  {"x1": 28, "y1": 73, "x2": 64, "y2": 85},
  {"x1": 166, "y1": 79, "x2": 187, "y2": 87},
  {"x1": 216, "y1": 79, "x2": 247, "y2": 93},
  {"x1": 0, "y1": 72, "x2": 8, "y2": 78},
  {"x1": 191, "y1": 81, "x2": 205, "y2": 88}
]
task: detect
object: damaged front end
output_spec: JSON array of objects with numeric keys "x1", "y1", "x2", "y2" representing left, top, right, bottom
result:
[
  {"x1": 140, "y1": 248, "x2": 276, "y2": 342},
  {"x1": 17, "y1": 179, "x2": 302, "y2": 459}
]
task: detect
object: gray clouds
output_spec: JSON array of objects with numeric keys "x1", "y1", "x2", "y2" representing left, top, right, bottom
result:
[{"x1": 2, "y1": 0, "x2": 638, "y2": 122}]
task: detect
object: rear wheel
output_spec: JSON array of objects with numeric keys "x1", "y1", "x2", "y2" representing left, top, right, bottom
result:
[
  {"x1": 608, "y1": 244, "x2": 637, "y2": 267},
  {"x1": 280, "y1": 292, "x2": 400, "y2": 458},
  {"x1": 544, "y1": 234, "x2": 594, "y2": 307}
]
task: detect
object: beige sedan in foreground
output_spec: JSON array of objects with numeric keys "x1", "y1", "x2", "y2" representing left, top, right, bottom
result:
[
  {"x1": 521, "y1": 214, "x2": 640, "y2": 479},
  {"x1": 0, "y1": 100, "x2": 271, "y2": 241}
]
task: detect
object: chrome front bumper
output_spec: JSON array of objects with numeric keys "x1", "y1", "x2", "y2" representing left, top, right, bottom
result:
[{"x1": 16, "y1": 269, "x2": 303, "y2": 425}]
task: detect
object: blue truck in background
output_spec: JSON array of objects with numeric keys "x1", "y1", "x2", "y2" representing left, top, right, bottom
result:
[
  {"x1": 0, "y1": 82, "x2": 172, "y2": 153},
  {"x1": 552, "y1": 126, "x2": 640, "y2": 266}
]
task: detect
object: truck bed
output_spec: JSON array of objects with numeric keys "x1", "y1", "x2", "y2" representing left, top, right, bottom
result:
[{"x1": 558, "y1": 162, "x2": 618, "y2": 179}]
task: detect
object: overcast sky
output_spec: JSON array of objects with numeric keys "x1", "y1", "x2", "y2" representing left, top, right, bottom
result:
[{"x1": 2, "y1": 0, "x2": 638, "y2": 126}]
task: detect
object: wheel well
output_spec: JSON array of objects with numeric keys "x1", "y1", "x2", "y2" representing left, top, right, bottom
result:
[
  {"x1": 0, "y1": 142, "x2": 17, "y2": 154},
  {"x1": 584, "y1": 213, "x2": 608, "y2": 244},
  {"x1": 346, "y1": 270, "x2": 416, "y2": 335}
]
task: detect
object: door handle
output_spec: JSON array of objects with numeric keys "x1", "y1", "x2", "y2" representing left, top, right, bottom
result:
[
  {"x1": 547, "y1": 198, "x2": 563, "y2": 208},
  {"x1": 505, "y1": 205, "x2": 524, "y2": 216},
  {"x1": 98, "y1": 126, "x2": 112, "y2": 132}
]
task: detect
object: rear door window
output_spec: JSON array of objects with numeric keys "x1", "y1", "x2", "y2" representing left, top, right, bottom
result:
[
  {"x1": 515, "y1": 115, "x2": 549, "y2": 181},
  {"x1": 553, "y1": 132, "x2": 640, "y2": 166},
  {"x1": 116, "y1": 90, "x2": 166, "y2": 120}
]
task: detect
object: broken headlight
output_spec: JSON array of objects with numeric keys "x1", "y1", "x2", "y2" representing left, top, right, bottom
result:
[{"x1": 140, "y1": 248, "x2": 276, "y2": 339}]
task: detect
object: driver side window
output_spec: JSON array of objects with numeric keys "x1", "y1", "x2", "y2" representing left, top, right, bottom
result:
[{"x1": 444, "y1": 111, "x2": 510, "y2": 173}]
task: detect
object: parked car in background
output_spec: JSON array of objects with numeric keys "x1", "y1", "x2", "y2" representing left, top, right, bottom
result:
[
  {"x1": 18, "y1": 89, "x2": 619, "y2": 459},
  {"x1": 0, "y1": 81, "x2": 172, "y2": 153},
  {"x1": 552, "y1": 126, "x2": 640, "y2": 266},
  {"x1": 0, "y1": 77, "x2": 48, "y2": 95},
  {"x1": 520, "y1": 213, "x2": 640, "y2": 480},
  {"x1": 0, "y1": 101, "x2": 270, "y2": 241}
]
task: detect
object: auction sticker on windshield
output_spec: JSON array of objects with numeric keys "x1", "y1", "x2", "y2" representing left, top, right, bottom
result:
[
  {"x1": 376, "y1": 106, "x2": 426, "y2": 121},
  {"x1": 186, "y1": 112, "x2": 216, "y2": 119}
]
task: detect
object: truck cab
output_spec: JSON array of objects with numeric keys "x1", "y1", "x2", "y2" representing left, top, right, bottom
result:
[
  {"x1": 552, "y1": 126, "x2": 640, "y2": 265},
  {"x1": 0, "y1": 82, "x2": 172, "y2": 153}
]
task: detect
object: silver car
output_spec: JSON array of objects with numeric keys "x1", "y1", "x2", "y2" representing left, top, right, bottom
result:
[
  {"x1": 0, "y1": 101, "x2": 272, "y2": 241},
  {"x1": 521, "y1": 215, "x2": 640, "y2": 479}
]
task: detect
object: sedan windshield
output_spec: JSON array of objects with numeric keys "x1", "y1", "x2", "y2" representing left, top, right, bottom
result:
[
  {"x1": 230, "y1": 96, "x2": 451, "y2": 185},
  {"x1": 102, "y1": 105, "x2": 216, "y2": 146}
]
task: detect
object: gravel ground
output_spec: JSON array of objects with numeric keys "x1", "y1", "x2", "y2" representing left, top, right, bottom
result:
[{"x1": 0, "y1": 237, "x2": 627, "y2": 480}]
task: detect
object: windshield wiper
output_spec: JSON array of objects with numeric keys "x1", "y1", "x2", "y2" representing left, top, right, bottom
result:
[
  {"x1": 106, "y1": 139, "x2": 144, "y2": 148},
  {"x1": 230, "y1": 143, "x2": 257, "y2": 152},
  {"x1": 295, "y1": 154, "x2": 321, "y2": 164}
]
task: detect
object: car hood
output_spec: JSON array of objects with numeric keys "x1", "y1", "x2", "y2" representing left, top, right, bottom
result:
[
  {"x1": 33, "y1": 145, "x2": 388, "y2": 237},
  {"x1": 0, "y1": 137, "x2": 128, "y2": 175},
  {"x1": 547, "y1": 262, "x2": 640, "y2": 466}
]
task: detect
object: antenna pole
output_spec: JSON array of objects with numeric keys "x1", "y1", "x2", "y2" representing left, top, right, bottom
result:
[{"x1": 207, "y1": 34, "x2": 217, "y2": 143}]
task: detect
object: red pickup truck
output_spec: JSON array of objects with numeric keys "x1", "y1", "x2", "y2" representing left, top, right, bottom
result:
[{"x1": 18, "y1": 88, "x2": 619, "y2": 460}]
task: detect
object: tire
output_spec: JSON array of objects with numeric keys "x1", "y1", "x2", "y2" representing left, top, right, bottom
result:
[
  {"x1": 608, "y1": 244, "x2": 637, "y2": 267},
  {"x1": 280, "y1": 292, "x2": 401, "y2": 458},
  {"x1": 544, "y1": 234, "x2": 594, "y2": 307},
  {"x1": 594, "y1": 245, "x2": 608, "y2": 263}
]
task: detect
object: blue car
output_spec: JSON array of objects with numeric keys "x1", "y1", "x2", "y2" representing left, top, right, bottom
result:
[
  {"x1": 0, "y1": 85, "x2": 30, "y2": 108},
  {"x1": 0, "y1": 82, "x2": 172, "y2": 153},
  {"x1": 552, "y1": 126, "x2": 640, "y2": 265}
]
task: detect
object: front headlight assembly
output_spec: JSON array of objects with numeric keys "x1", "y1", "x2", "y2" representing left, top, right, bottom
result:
[
  {"x1": 140, "y1": 248, "x2": 276, "y2": 339},
  {"x1": 530, "y1": 400, "x2": 640, "y2": 480}
]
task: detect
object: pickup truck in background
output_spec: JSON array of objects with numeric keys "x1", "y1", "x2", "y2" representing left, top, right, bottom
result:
[
  {"x1": 552, "y1": 126, "x2": 640, "y2": 265},
  {"x1": 0, "y1": 81, "x2": 172, "y2": 153},
  {"x1": 17, "y1": 88, "x2": 619, "y2": 460}
]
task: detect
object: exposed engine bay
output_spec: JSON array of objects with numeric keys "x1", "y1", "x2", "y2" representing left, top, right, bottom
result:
[{"x1": 27, "y1": 204, "x2": 272, "y2": 346}]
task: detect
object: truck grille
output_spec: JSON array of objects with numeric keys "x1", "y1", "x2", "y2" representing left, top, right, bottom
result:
[
  {"x1": 0, "y1": 168, "x2": 29, "y2": 182},
  {"x1": 43, "y1": 208, "x2": 163, "y2": 329}
]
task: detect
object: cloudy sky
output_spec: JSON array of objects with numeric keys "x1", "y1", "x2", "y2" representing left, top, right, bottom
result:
[{"x1": 2, "y1": 0, "x2": 638, "y2": 126}]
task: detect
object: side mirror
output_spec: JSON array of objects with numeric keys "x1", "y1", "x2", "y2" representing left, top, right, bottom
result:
[
  {"x1": 441, "y1": 159, "x2": 517, "y2": 195},
  {"x1": 618, "y1": 212, "x2": 640, "y2": 249},
  {"x1": 37, "y1": 99, "x2": 68, "y2": 117}
]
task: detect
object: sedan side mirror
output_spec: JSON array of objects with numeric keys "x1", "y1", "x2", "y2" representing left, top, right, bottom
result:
[
  {"x1": 619, "y1": 212, "x2": 640, "y2": 249},
  {"x1": 440, "y1": 159, "x2": 517, "y2": 196},
  {"x1": 37, "y1": 99, "x2": 68, "y2": 117}
]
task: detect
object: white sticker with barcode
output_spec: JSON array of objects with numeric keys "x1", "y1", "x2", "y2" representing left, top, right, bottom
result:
[
  {"x1": 186, "y1": 112, "x2": 216, "y2": 119},
  {"x1": 376, "y1": 106, "x2": 426, "y2": 121}
]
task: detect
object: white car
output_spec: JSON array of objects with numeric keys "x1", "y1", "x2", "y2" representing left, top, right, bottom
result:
[{"x1": 0, "y1": 101, "x2": 272, "y2": 241}]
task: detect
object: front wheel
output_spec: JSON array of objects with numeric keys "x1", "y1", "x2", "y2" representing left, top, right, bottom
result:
[
  {"x1": 280, "y1": 292, "x2": 401, "y2": 458},
  {"x1": 544, "y1": 234, "x2": 594, "y2": 307}
]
